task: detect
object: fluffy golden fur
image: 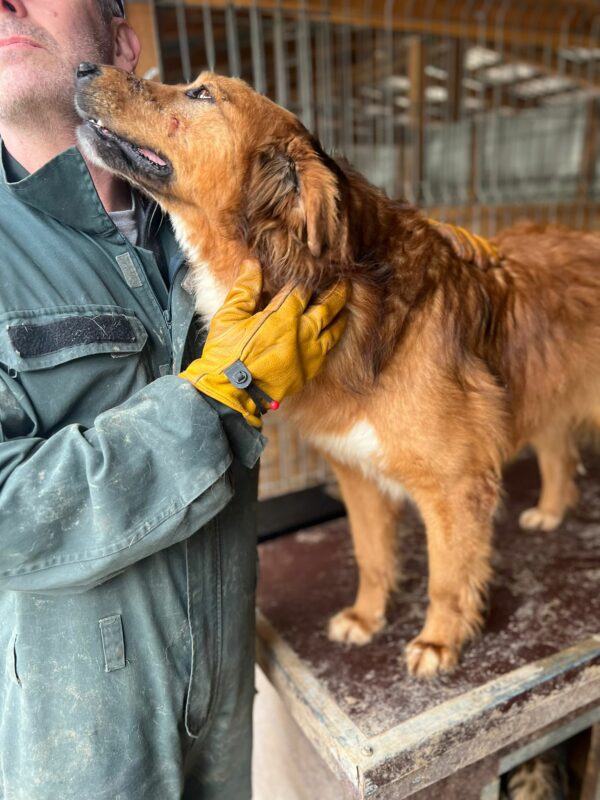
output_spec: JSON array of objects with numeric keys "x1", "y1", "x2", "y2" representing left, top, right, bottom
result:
[{"x1": 76, "y1": 68, "x2": 600, "y2": 677}]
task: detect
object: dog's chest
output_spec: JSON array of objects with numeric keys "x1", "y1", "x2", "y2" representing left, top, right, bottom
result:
[
  {"x1": 310, "y1": 420, "x2": 380, "y2": 464},
  {"x1": 171, "y1": 215, "x2": 228, "y2": 321},
  {"x1": 185, "y1": 266, "x2": 228, "y2": 322},
  {"x1": 308, "y1": 420, "x2": 407, "y2": 503}
]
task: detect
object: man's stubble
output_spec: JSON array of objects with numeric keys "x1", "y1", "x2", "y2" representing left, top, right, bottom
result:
[{"x1": 0, "y1": 19, "x2": 112, "y2": 135}]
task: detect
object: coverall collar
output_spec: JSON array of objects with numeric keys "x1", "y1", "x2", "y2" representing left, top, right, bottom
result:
[
  {"x1": 0, "y1": 138, "x2": 118, "y2": 236},
  {"x1": 2, "y1": 145, "x2": 28, "y2": 182}
]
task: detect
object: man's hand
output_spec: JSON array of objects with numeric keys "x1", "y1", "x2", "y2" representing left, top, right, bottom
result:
[{"x1": 180, "y1": 260, "x2": 349, "y2": 427}]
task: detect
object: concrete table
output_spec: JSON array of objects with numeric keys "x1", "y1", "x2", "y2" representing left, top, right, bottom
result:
[{"x1": 255, "y1": 454, "x2": 600, "y2": 799}]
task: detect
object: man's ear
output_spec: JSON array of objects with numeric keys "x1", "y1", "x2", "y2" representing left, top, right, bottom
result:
[
  {"x1": 245, "y1": 136, "x2": 340, "y2": 260},
  {"x1": 112, "y1": 20, "x2": 141, "y2": 73}
]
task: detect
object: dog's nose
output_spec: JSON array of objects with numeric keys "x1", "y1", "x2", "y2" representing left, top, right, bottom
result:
[{"x1": 76, "y1": 62, "x2": 100, "y2": 80}]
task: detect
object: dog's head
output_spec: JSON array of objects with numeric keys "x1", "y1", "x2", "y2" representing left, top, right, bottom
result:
[{"x1": 76, "y1": 65, "x2": 347, "y2": 290}]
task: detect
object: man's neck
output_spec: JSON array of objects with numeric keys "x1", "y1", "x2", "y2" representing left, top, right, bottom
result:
[{"x1": 0, "y1": 120, "x2": 132, "y2": 212}]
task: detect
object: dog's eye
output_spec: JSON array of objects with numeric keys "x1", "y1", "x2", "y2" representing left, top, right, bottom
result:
[{"x1": 186, "y1": 85, "x2": 213, "y2": 102}]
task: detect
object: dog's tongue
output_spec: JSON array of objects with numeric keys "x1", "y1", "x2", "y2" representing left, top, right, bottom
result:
[{"x1": 138, "y1": 146, "x2": 167, "y2": 167}]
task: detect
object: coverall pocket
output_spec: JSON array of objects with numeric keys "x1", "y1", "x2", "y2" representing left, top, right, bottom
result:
[
  {"x1": 98, "y1": 615, "x2": 126, "y2": 672},
  {"x1": 0, "y1": 305, "x2": 152, "y2": 433},
  {"x1": 0, "y1": 304, "x2": 148, "y2": 372},
  {"x1": 6, "y1": 629, "x2": 21, "y2": 687}
]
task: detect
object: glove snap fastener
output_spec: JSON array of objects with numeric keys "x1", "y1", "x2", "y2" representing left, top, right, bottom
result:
[{"x1": 224, "y1": 360, "x2": 253, "y2": 389}]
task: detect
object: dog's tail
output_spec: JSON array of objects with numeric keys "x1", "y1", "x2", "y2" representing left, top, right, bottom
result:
[{"x1": 428, "y1": 219, "x2": 500, "y2": 270}]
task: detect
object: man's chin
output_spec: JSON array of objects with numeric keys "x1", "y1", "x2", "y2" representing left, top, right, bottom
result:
[
  {"x1": 0, "y1": 69, "x2": 75, "y2": 124},
  {"x1": 0, "y1": 44, "x2": 48, "y2": 67}
]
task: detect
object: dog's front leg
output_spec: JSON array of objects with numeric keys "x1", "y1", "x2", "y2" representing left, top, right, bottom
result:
[
  {"x1": 326, "y1": 460, "x2": 404, "y2": 645},
  {"x1": 405, "y1": 471, "x2": 498, "y2": 678}
]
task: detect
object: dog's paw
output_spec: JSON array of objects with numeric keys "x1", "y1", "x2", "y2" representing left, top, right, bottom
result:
[
  {"x1": 519, "y1": 507, "x2": 562, "y2": 532},
  {"x1": 505, "y1": 748, "x2": 569, "y2": 800},
  {"x1": 327, "y1": 608, "x2": 384, "y2": 645},
  {"x1": 405, "y1": 638, "x2": 458, "y2": 678}
]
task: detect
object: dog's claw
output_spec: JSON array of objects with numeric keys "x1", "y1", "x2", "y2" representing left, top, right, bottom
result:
[
  {"x1": 519, "y1": 507, "x2": 562, "y2": 531},
  {"x1": 327, "y1": 608, "x2": 384, "y2": 645},
  {"x1": 405, "y1": 638, "x2": 458, "y2": 678}
]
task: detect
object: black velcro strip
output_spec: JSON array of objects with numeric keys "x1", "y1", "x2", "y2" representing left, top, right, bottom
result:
[{"x1": 8, "y1": 314, "x2": 137, "y2": 358}]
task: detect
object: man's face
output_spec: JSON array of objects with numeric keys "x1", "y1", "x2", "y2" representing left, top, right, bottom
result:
[{"x1": 0, "y1": 0, "x2": 113, "y2": 125}]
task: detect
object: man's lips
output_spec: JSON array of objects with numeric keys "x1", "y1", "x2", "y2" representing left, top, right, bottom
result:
[{"x1": 0, "y1": 36, "x2": 42, "y2": 49}]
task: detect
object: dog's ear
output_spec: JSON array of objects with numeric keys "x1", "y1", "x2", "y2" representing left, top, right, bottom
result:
[
  {"x1": 287, "y1": 136, "x2": 340, "y2": 258},
  {"x1": 244, "y1": 136, "x2": 341, "y2": 264}
]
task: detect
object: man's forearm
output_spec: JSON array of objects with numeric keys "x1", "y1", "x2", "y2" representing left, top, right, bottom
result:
[{"x1": 0, "y1": 375, "x2": 263, "y2": 593}]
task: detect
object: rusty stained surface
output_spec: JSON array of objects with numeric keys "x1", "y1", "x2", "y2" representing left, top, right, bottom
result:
[{"x1": 257, "y1": 453, "x2": 600, "y2": 740}]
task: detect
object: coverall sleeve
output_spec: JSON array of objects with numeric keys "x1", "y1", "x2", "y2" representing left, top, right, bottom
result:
[{"x1": 0, "y1": 372, "x2": 265, "y2": 593}]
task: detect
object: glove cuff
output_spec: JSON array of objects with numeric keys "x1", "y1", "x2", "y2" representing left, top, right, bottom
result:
[
  {"x1": 179, "y1": 364, "x2": 263, "y2": 428},
  {"x1": 224, "y1": 360, "x2": 280, "y2": 412},
  {"x1": 180, "y1": 359, "x2": 280, "y2": 429}
]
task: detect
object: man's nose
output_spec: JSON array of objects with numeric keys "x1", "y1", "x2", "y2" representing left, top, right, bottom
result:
[
  {"x1": 77, "y1": 63, "x2": 101, "y2": 81},
  {"x1": 0, "y1": 0, "x2": 27, "y2": 16}
]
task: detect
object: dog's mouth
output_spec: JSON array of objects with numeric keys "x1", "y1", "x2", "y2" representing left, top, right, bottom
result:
[{"x1": 82, "y1": 118, "x2": 173, "y2": 179}]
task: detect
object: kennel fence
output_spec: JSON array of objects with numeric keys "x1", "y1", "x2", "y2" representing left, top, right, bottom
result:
[{"x1": 126, "y1": 0, "x2": 600, "y2": 499}]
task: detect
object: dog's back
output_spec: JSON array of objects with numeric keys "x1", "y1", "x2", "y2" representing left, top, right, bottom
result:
[{"x1": 486, "y1": 223, "x2": 600, "y2": 444}]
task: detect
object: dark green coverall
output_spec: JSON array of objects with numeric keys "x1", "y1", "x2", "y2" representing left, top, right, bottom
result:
[{"x1": 0, "y1": 142, "x2": 265, "y2": 800}]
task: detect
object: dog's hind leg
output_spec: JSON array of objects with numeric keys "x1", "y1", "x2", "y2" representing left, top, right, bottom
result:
[
  {"x1": 327, "y1": 460, "x2": 404, "y2": 646},
  {"x1": 405, "y1": 470, "x2": 499, "y2": 678},
  {"x1": 519, "y1": 424, "x2": 579, "y2": 532}
]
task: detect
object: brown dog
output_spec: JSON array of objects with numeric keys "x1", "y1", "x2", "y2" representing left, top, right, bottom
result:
[{"x1": 76, "y1": 66, "x2": 600, "y2": 677}]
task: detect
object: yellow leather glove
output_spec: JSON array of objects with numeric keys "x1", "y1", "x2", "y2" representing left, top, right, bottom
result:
[{"x1": 180, "y1": 260, "x2": 349, "y2": 428}]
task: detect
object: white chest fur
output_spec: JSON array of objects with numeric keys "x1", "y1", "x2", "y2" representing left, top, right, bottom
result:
[
  {"x1": 310, "y1": 420, "x2": 408, "y2": 503},
  {"x1": 170, "y1": 214, "x2": 227, "y2": 322},
  {"x1": 186, "y1": 266, "x2": 228, "y2": 322}
]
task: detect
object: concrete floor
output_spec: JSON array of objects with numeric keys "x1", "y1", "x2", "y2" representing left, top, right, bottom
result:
[{"x1": 253, "y1": 667, "x2": 343, "y2": 800}]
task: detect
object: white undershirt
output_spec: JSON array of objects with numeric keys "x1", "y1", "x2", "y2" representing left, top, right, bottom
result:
[{"x1": 109, "y1": 192, "x2": 139, "y2": 246}]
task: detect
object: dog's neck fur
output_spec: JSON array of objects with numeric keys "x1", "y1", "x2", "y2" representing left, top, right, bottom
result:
[{"x1": 169, "y1": 159, "x2": 509, "y2": 395}]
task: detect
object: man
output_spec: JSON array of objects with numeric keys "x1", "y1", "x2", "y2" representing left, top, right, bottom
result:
[{"x1": 0, "y1": 1, "x2": 346, "y2": 798}]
